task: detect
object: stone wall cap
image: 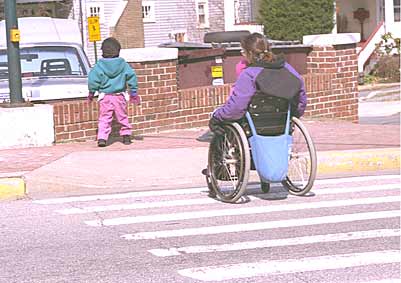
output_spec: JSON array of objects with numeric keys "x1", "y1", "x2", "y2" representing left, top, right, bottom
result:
[
  {"x1": 303, "y1": 33, "x2": 361, "y2": 46},
  {"x1": 120, "y1": 47, "x2": 178, "y2": 62}
]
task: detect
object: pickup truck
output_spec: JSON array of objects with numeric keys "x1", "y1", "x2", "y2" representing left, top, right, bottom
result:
[{"x1": 0, "y1": 17, "x2": 91, "y2": 103}]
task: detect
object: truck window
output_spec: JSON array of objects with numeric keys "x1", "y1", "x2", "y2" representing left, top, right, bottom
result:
[{"x1": 0, "y1": 46, "x2": 87, "y2": 79}]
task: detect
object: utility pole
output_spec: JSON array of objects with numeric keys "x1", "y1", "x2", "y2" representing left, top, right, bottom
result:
[
  {"x1": 79, "y1": 0, "x2": 84, "y2": 48},
  {"x1": 3, "y1": 0, "x2": 24, "y2": 106}
]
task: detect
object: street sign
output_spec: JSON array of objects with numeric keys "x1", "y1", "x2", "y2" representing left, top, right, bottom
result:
[
  {"x1": 10, "y1": 28, "x2": 20, "y2": 42},
  {"x1": 87, "y1": 16, "x2": 101, "y2": 42},
  {"x1": 211, "y1": 66, "x2": 223, "y2": 78}
]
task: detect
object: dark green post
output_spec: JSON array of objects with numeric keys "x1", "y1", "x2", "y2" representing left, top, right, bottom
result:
[
  {"x1": 94, "y1": 41, "x2": 98, "y2": 63},
  {"x1": 4, "y1": 0, "x2": 24, "y2": 104}
]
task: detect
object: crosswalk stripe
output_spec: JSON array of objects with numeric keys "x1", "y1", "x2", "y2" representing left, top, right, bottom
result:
[
  {"x1": 33, "y1": 187, "x2": 206, "y2": 204},
  {"x1": 359, "y1": 280, "x2": 401, "y2": 283},
  {"x1": 55, "y1": 198, "x2": 217, "y2": 214},
  {"x1": 122, "y1": 210, "x2": 400, "y2": 240},
  {"x1": 33, "y1": 174, "x2": 400, "y2": 205},
  {"x1": 85, "y1": 196, "x2": 399, "y2": 227},
  {"x1": 148, "y1": 228, "x2": 400, "y2": 257},
  {"x1": 177, "y1": 250, "x2": 401, "y2": 281},
  {"x1": 56, "y1": 183, "x2": 400, "y2": 215},
  {"x1": 313, "y1": 174, "x2": 400, "y2": 185}
]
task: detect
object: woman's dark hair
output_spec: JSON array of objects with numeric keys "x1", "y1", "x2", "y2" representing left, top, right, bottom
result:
[{"x1": 240, "y1": 33, "x2": 275, "y2": 64}]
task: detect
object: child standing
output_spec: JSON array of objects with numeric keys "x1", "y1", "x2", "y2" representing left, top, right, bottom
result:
[{"x1": 87, "y1": 37, "x2": 140, "y2": 147}]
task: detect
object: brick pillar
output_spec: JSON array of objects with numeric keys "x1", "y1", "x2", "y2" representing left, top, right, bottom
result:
[
  {"x1": 128, "y1": 60, "x2": 180, "y2": 133},
  {"x1": 306, "y1": 44, "x2": 359, "y2": 122}
]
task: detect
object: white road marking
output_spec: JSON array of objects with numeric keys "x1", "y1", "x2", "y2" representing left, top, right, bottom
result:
[
  {"x1": 314, "y1": 174, "x2": 400, "y2": 185},
  {"x1": 55, "y1": 198, "x2": 216, "y2": 214},
  {"x1": 33, "y1": 174, "x2": 400, "y2": 205},
  {"x1": 56, "y1": 183, "x2": 400, "y2": 215},
  {"x1": 148, "y1": 228, "x2": 400, "y2": 257},
  {"x1": 177, "y1": 250, "x2": 401, "y2": 281},
  {"x1": 33, "y1": 187, "x2": 207, "y2": 204},
  {"x1": 85, "y1": 196, "x2": 399, "y2": 226},
  {"x1": 122, "y1": 210, "x2": 400, "y2": 240},
  {"x1": 359, "y1": 280, "x2": 401, "y2": 283}
]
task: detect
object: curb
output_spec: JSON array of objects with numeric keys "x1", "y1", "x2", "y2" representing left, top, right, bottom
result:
[
  {"x1": 1, "y1": 148, "x2": 399, "y2": 200},
  {"x1": 317, "y1": 148, "x2": 400, "y2": 175},
  {"x1": 358, "y1": 82, "x2": 400, "y2": 91},
  {"x1": 0, "y1": 177, "x2": 26, "y2": 200}
]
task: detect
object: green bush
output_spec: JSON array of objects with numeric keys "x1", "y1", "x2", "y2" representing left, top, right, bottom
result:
[
  {"x1": 363, "y1": 74, "x2": 379, "y2": 85},
  {"x1": 371, "y1": 55, "x2": 400, "y2": 83},
  {"x1": 375, "y1": 32, "x2": 401, "y2": 55},
  {"x1": 258, "y1": 0, "x2": 335, "y2": 41}
]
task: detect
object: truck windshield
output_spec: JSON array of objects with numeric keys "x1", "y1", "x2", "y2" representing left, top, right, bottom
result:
[{"x1": 0, "y1": 46, "x2": 87, "y2": 79}]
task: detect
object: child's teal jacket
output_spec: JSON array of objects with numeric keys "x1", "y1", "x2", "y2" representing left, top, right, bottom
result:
[{"x1": 88, "y1": 57, "x2": 137, "y2": 94}]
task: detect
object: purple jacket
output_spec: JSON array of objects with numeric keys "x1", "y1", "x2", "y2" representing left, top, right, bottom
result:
[{"x1": 213, "y1": 62, "x2": 307, "y2": 121}]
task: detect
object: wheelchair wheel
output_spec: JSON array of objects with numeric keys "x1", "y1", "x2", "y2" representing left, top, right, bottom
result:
[
  {"x1": 282, "y1": 117, "x2": 317, "y2": 196},
  {"x1": 208, "y1": 122, "x2": 250, "y2": 203}
]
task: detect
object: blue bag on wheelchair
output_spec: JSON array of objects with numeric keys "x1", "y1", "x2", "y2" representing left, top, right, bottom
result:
[{"x1": 245, "y1": 109, "x2": 292, "y2": 183}]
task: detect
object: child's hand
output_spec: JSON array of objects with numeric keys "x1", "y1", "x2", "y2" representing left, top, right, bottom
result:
[
  {"x1": 129, "y1": 91, "x2": 141, "y2": 105},
  {"x1": 87, "y1": 92, "x2": 95, "y2": 102}
]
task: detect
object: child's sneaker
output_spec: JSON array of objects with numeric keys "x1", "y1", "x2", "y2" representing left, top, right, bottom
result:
[
  {"x1": 122, "y1": 135, "x2": 132, "y2": 145},
  {"x1": 98, "y1": 139, "x2": 107, "y2": 147}
]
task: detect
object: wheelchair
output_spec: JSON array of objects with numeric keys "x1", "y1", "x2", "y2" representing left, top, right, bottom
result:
[{"x1": 205, "y1": 94, "x2": 317, "y2": 203}]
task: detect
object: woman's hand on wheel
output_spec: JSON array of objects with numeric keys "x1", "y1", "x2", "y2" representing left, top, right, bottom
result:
[{"x1": 209, "y1": 116, "x2": 225, "y2": 135}]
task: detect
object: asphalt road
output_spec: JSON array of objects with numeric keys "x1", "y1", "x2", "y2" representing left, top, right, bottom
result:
[{"x1": 1, "y1": 173, "x2": 400, "y2": 283}]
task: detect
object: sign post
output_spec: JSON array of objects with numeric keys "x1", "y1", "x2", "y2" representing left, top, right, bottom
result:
[
  {"x1": 87, "y1": 16, "x2": 101, "y2": 63},
  {"x1": 3, "y1": 0, "x2": 24, "y2": 105}
]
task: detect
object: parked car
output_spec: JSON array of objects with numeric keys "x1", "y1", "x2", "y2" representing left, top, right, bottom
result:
[{"x1": 0, "y1": 17, "x2": 90, "y2": 103}]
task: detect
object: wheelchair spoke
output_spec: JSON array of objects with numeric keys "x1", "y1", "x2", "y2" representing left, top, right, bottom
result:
[
  {"x1": 208, "y1": 123, "x2": 250, "y2": 203},
  {"x1": 283, "y1": 117, "x2": 317, "y2": 196}
]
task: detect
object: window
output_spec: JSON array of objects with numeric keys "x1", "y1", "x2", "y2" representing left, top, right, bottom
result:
[
  {"x1": 169, "y1": 30, "x2": 187, "y2": 42},
  {"x1": 88, "y1": 6, "x2": 100, "y2": 17},
  {"x1": 234, "y1": 0, "x2": 240, "y2": 24},
  {"x1": 394, "y1": 0, "x2": 400, "y2": 22},
  {"x1": 86, "y1": 3, "x2": 104, "y2": 21},
  {"x1": 175, "y1": 32, "x2": 186, "y2": 42},
  {"x1": 142, "y1": 1, "x2": 156, "y2": 23},
  {"x1": 196, "y1": 0, "x2": 209, "y2": 28},
  {"x1": 0, "y1": 46, "x2": 87, "y2": 80},
  {"x1": 379, "y1": 0, "x2": 385, "y2": 21}
]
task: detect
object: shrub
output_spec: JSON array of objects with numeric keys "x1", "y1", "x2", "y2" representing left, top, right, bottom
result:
[
  {"x1": 375, "y1": 33, "x2": 400, "y2": 56},
  {"x1": 258, "y1": 0, "x2": 335, "y2": 41},
  {"x1": 363, "y1": 74, "x2": 379, "y2": 85},
  {"x1": 371, "y1": 55, "x2": 400, "y2": 83},
  {"x1": 372, "y1": 33, "x2": 401, "y2": 83}
]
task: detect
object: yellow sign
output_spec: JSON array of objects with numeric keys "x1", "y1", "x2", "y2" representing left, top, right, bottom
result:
[
  {"x1": 211, "y1": 66, "x2": 223, "y2": 78},
  {"x1": 88, "y1": 16, "x2": 101, "y2": 42},
  {"x1": 10, "y1": 29, "x2": 20, "y2": 42}
]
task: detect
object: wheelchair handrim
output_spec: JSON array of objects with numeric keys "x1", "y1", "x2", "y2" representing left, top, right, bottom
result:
[{"x1": 208, "y1": 123, "x2": 250, "y2": 202}]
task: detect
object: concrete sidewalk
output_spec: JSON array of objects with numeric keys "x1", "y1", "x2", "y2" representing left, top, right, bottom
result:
[{"x1": 0, "y1": 118, "x2": 400, "y2": 200}]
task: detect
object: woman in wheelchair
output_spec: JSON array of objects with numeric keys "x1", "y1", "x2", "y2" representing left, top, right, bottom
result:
[
  {"x1": 202, "y1": 32, "x2": 316, "y2": 202},
  {"x1": 209, "y1": 32, "x2": 306, "y2": 132}
]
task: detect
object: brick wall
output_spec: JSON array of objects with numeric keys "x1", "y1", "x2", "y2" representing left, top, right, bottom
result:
[
  {"x1": 52, "y1": 43, "x2": 359, "y2": 143},
  {"x1": 111, "y1": 0, "x2": 144, "y2": 48},
  {"x1": 306, "y1": 44, "x2": 359, "y2": 122},
  {"x1": 52, "y1": 74, "x2": 333, "y2": 143}
]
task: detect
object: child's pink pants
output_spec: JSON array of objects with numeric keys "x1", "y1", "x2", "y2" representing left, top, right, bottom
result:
[{"x1": 97, "y1": 94, "x2": 132, "y2": 140}]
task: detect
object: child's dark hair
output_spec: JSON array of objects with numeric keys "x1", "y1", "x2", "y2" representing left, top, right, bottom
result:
[
  {"x1": 101, "y1": 37, "x2": 121, "y2": 58},
  {"x1": 240, "y1": 33, "x2": 275, "y2": 64}
]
